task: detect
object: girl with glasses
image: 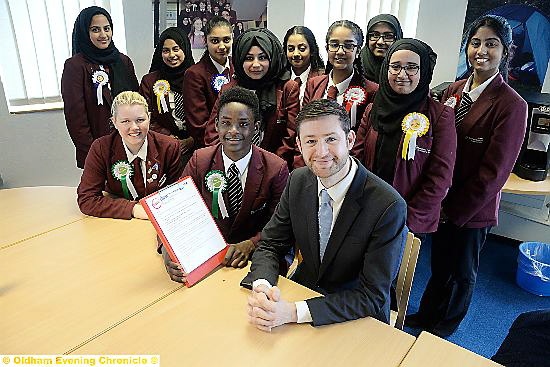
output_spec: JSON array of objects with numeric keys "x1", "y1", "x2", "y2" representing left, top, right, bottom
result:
[
  {"x1": 406, "y1": 15, "x2": 527, "y2": 337},
  {"x1": 139, "y1": 27, "x2": 195, "y2": 167},
  {"x1": 285, "y1": 20, "x2": 378, "y2": 169},
  {"x1": 359, "y1": 14, "x2": 403, "y2": 83},
  {"x1": 203, "y1": 28, "x2": 300, "y2": 155},
  {"x1": 61, "y1": 6, "x2": 139, "y2": 169},
  {"x1": 183, "y1": 16, "x2": 234, "y2": 150},
  {"x1": 352, "y1": 38, "x2": 456, "y2": 241}
]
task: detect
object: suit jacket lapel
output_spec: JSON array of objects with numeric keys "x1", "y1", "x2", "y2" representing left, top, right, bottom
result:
[
  {"x1": 302, "y1": 171, "x2": 321, "y2": 275},
  {"x1": 318, "y1": 162, "x2": 366, "y2": 279}
]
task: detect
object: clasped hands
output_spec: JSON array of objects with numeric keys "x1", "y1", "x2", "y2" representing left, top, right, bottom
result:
[{"x1": 247, "y1": 284, "x2": 297, "y2": 331}]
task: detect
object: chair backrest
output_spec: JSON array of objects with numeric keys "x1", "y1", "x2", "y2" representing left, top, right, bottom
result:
[{"x1": 394, "y1": 232, "x2": 421, "y2": 330}]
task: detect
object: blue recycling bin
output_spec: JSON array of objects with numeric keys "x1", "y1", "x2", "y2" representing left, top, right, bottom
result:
[{"x1": 516, "y1": 242, "x2": 550, "y2": 296}]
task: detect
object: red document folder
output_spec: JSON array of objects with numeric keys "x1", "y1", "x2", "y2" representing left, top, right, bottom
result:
[{"x1": 140, "y1": 176, "x2": 228, "y2": 287}]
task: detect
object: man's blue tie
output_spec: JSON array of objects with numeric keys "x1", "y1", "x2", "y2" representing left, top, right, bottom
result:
[{"x1": 318, "y1": 189, "x2": 333, "y2": 261}]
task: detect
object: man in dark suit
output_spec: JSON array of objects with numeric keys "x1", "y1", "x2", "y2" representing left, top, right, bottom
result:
[
  {"x1": 245, "y1": 99, "x2": 407, "y2": 329},
  {"x1": 161, "y1": 86, "x2": 289, "y2": 282}
]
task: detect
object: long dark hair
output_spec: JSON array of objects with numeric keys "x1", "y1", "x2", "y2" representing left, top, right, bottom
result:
[
  {"x1": 463, "y1": 15, "x2": 513, "y2": 82},
  {"x1": 283, "y1": 26, "x2": 325, "y2": 72},
  {"x1": 324, "y1": 20, "x2": 365, "y2": 76}
]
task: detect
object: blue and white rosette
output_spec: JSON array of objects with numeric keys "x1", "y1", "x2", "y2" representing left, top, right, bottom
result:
[
  {"x1": 205, "y1": 170, "x2": 229, "y2": 219},
  {"x1": 211, "y1": 73, "x2": 230, "y2": 93},
  {"x1": 92, "y1": 69, "x2": 109, "y2": 105},
  {"x1": 111, "y1": 160, "x2": 139, "y2": 200}
]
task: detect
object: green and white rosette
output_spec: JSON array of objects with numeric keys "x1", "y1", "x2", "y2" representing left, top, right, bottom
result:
[
  {"x1": 205, "y1": 170, "x2": 229, "y2": 219},
  {"x1": 111, "y1": 160, "x2": 139, "y2": 200}
]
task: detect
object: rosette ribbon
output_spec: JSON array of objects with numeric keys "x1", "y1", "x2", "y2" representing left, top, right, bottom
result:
[
  {"x1": 205, "y1": 170, "x2": 229, "y2": 219},
  {"x1": 153, "y1": 80, "x2": 170, "y2": 113},
  {"x1": 343, "y1": 86, "x2": 367, "y2": 128},
  {"x1": 111, "y1": 161, "x2": 139, "y2": 200},
  {"x1": 401, "y1": 112, "x2": 430, "y2": 160}
]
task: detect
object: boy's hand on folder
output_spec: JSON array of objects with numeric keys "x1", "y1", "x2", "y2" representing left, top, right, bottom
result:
[
  {"x1": 162, "y1": 246, "x2": 187, "y2": 283},
  {"x1": 223, "y1": 240, "x2": 255, "y2": 268}
]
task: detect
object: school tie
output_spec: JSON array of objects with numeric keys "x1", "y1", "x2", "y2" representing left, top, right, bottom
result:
[
  {"x1": 227, "y1": 163, "x2": 243, "y2": 217},
  {"x1": 294, "y1": 77, "x2": 302, "y2": 87},
  {"x1": 327, "y1": 85, "x2": 338, "y2": 100},
  {"x1": 455, "y1": 92, "x2": 473, "y2": 126},
  {"x1": 318, "y1": 189, "x2": 333, "y2": 261},
  {"x1": 223, "y1": 67, "x2": 230, "y2": 80},
  {"x1": 132, "y1": 157, "x2": 146, "y2": 198}
]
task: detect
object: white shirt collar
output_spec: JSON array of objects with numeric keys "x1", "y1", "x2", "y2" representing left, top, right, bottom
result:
[
  {"x1": 316, "y1": 157, "x2": 357, "y2": 204},
  {"x1": 210, "y1": 55, "x2": 230, "y2": 74},
  {"x1": 221, "y1": 147, "x2": 253, "y2": 176},
  {"x1": 463, "y1": 71, "x2": 499, "y2": 102},
  {"x1": 291, "y1": 65, "x2": 311, "y2": 85},
  {"x1": 328, "y1": 70, "x2": 354, "y2": 95},
  {"x1": 122, "y1": 137, "x2": 148, "y2": 163}
]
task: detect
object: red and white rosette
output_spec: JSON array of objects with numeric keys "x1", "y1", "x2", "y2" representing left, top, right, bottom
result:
[
  {"x1": 92, "y1": 70, "x2": 109, "y2": 105},
  {"x1": 153, "y1": 79, "x2": 170, "y2": 113},
  {"x1": 343, "y1": 86, "x2": 367, "y2": 127},
  {"x1": 444, "y1": 94, "x2": 461, "y2": 109}
]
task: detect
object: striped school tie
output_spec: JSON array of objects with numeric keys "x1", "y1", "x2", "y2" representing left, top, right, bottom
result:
[
  {"x1": 455, "y1": 93, "x2": 473, "y2": 126},
  {"x1": 327, "y1": 86, "x2": 338, "y2": 100},
  {"x1": 227, "y1": 163, "x2": 243, "y2": 217}
]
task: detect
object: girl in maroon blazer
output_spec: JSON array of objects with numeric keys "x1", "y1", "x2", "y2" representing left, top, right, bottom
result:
[
  {"x1": 283, "y1": 26, "x2": 326, "y2": 104},
  {"x1": 203, "y1": 28, "x2": 300, "y2": 154},
  {"x1": 352, "y1": 38, "x2": 456, "y2": 236},
  {"x1": 285, "y1": 20, "x2": 377, "y2": 169},
  {"x1": 407, "y1": 15, "x2": 528, "y2": 337},
  {"x1": 77, "y1": 91, "x2": 182, "y2": 220},
  {"x1": 184, "y1": 16, "x2": 233, "y2": 150},
  {"x1": 61, "y1": 6, "x2": 138, "y2": 169},
  {"x1": 139, "y1": 27, "x2": 195, "y2": 165}
]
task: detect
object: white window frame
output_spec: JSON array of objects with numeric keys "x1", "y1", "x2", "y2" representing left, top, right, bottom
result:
[
  {"x1": 0, "y1": 0, "x2": 127, "y2": 113},
  {"x1": 304, "y1": 0, "x2": 421, "y2": 62}
]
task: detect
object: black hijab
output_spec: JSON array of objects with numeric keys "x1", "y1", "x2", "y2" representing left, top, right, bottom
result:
[
  {"x1": 149, "y1": 27, "x2": 195, "y2": 93},
  {"x1": 232, "y1": 28, "x2": 289, "y2": 116},
  {"x1": 371, "y1": 38, "x2": 437, "y2": 183},
  {"x1": 71, "y1": 6, "x2": 138, "y2": 96},
  {"x1": 359, "y1": 14, "x2": 403, "y2": 83}
]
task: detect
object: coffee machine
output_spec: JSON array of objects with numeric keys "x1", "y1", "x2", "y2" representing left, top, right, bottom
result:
[{"x1": 514, "y1": 90, "x2": 550, "y2": 182}]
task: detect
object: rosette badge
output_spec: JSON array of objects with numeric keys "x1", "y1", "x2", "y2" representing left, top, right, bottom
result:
[
  {"x1": 343, "y1": 86, "x2": 367, "y2": 127},
  {"x1": 111, "y1": 160, "x2": 139, "y2": 200},
  {"x1": 205, "y1": 170, "x2": 229, "y2": 219},
  {"x1": 211, "y1": 74, "x2": 230, "y2": 93},
  {"x1": 153, "y1": 80, "x2": 171, "y2": 113},
  {"x1": 92, "y1": 70, "x2": 109, "y2": 105},
  {"x1": 401, "y1": 112, "x2": 429, "y2": 160}
]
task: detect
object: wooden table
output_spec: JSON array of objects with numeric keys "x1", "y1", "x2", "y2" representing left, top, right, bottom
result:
[
  {"x1": 399, "y1": 332, "x2": 502, "y2": 367},
  {"x1": 0, "y1": 186, "x2": 84, "y2": 249},
  {"x1": 73, "y1": 266, "x2": 416, "y2": 366},
  {"x1": 502, "y1": 173, "x2": 550, "y2": 195},
  {"x1": 0, "y1": 217, "x2": 181, "y2": 354}
]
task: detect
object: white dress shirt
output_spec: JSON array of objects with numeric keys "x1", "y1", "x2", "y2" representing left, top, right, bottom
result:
[
  {"x1": 324, "y1": 70, "x2": 355, "y2": 105},
  {"x1": 122, "y1": 137, "x2": 148, "y2": 188},
  {"x1": 221, "y1": 147, "x2": 252, "y2": 189},
  {"x1": 462, "y1": 71, "x2": 499, "y2": 103}
]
